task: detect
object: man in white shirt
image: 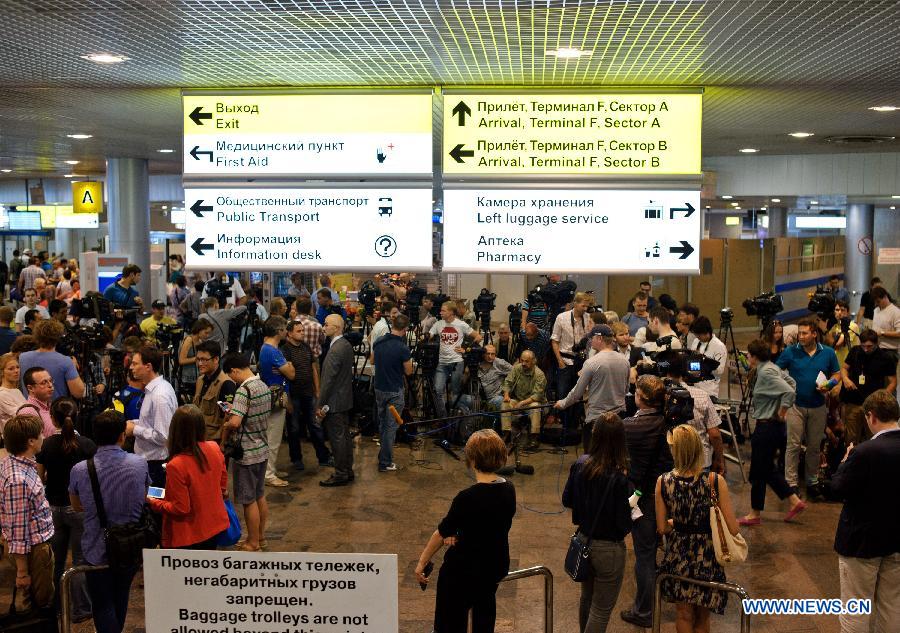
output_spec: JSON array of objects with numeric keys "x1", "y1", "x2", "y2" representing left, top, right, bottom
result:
[
  {"x1": 125, "y1": 345, "x2": 178, "y2": 487},
  {"x1": 14, "y1": 288, "x2": 49, "y2": 332},
  {"x1": 202, "y1": 272, "x2": 246, "y2": 307},
  {"x1": 872, "y1": 287, "x2": 900, "y2": 358},
  {"x1": 689, "y1": 316, "x2": 728, "y2": 398},
  {"x1": 368, "y1": 301, "x2": 398, "y2": 355},
  {"x1": 551, "y1": 292, "x2": 593, "y2": 430},
  {"x1": 428, "y1": 301, "x2": 481, "y2": 418}
]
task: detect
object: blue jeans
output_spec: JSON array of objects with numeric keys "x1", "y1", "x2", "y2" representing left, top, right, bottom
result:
[
  {"x1": 86, "y1": 565, "x2": 138, "y2": 633},
  {"x1": 50, "y1": 506, "x2": 90, "y2": 619},
  {"x1": 289, "y1": 393, "x2": 331, "y2": 466},
  {"x1": 556, "y1": 364, "x2": 577, "y2": 428},
  {"x1": 375, "y1": 389, "x2": 404, "y2": 469},
  {"x1": 433, "y1": 362, "x2": 463, "y2": 418}
]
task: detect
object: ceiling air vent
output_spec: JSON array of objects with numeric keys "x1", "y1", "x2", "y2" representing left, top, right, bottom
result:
[{"x1": 824, "y1": 135, "x2": 896, "y2": 144}]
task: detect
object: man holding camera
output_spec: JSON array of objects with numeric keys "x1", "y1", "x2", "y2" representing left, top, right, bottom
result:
[
  {"x1": 554, "y1": 325, "x2": 630, "y2": 438},
  {"x1": 689, "y1": 316, "x2": 728, "y2": 399},
  {"x1": 103, "y1": 264, "x2": 143, "y2": 310},
  {"x1": 140, "y1": 300, "x2": 177, "y2": 340},
  {"x1": 202, "y1": 272, "x2": 246, "y2": 307},
  {"x1": 501, "y1": 350, "x2": 547, "y2": 449},
  {"x1": 551, "y1": 292, "x2": 593, "y2": 430},
  {"x1": 429, "y1": 301, "x2": 481, "y2": 420},
  {"x1": 825, "y1": 300, "x2": 861, "y2": 366}
]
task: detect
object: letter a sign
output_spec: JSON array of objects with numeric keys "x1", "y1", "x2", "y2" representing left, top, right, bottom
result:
[{"x1": 72, "y1": 181, "x2": 102, "y2": 213}]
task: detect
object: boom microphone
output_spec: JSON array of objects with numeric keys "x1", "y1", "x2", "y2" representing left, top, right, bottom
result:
[
  {"x1": 435, "y1": 439, "x2": 461, "y2": 460},
  {"x1": 388, "y1": 405, "x2": 404, "y2": 426}
]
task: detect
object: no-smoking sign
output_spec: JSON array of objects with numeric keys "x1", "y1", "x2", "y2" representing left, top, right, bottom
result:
[{"x1": 858, "y1": 237, "x2": 873, "y2": 255}]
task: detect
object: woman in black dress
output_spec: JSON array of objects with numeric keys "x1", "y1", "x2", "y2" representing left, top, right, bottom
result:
[{"x1": 415, "y1": 429, "x2": 516, "y2": 633}]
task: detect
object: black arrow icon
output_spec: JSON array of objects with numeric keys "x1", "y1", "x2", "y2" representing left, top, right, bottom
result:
[
  {"x1": 189, "y1": 106, "x2": 212, "y2": 126},
  {"x1": 669, "y1": 202, "x2": 696, "y2": 219},
  {"x1": 190, "y1": 146, "x2": 213, "y2": 162},
  {"x1": 449, "y1": 144, "x2": 474, "y2": 164},
  {"x1": 191, "y1": 237, "x2": 214, "y2": 256},
  {"x1": 669, "y1": 241, "x2": 695, "y2": 260},
  {"x1": 452, "y1": 101, "x2": 472, "y2": 126},
  {"x1": 190, "y1": 200, "x2": 213, "y2": 218}
]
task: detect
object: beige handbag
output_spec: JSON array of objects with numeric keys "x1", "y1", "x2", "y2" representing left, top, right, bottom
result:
[{"x1": 708, "y1": 473, "x2": 748, "y2": 565}]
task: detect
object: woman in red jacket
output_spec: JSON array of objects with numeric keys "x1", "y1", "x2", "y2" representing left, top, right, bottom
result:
[{"x1": 148, "y1": 405, "x2": 228, "y2": 549}]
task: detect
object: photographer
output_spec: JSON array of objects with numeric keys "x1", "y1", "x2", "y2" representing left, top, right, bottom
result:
[
  {"x1": 102, "y1": 264, "x2": 143, "y2": 310},
  {"x1": 372, "y1": 314, "x2": 413, "y2": 473},
  {"x1": 825, "y1": 300, "x2": 860, "y2": 365},
  {"x1": 840, "y1": 330, "x2": 897, "y2": 445},
  {"x1": 500, "y1": 350, "x2": 546, "y2": 450},
  {"x1": 555, "y1": 325, "x2": 630, "y2": 432},
  {"x1": 620, "y1": 375, "x2": 673, "y2": 629},
  {"x1": 521, "y1": 290, "x2": 550, "y2": 331},
  {"x1": 429, "y1": 301, "x2": 482, "y2": 420},
  {"x1": 140, "y1": 300, "x2": 177, "y2": 340},
  {"x1": 191, "y1": 340, "x2": 236, "y2": 442},
  {"x1": 19, "y1": 320, "x2": 85, "y2": 401},
  {"x1": 657, "y1": 350, "x2": 725, "y2": 474},
  {"x1": 48, "y1": 299, "x2": 70, "y2": 327},
  {"x1": 689, "y1": 317, "x2": 727, "y2": 398},
  {"x1": 368, "y1": 301, "x2": 397, "y2": 351},
  {"x1": 551, "y1": 292, "x2": 593, "y2": 428},
  {"x1": 677, "y1": 303, "x2": 700, "y2": 349},
  {"x1": 642, "y1": 306, "x2": 682, "y2": 353},
  {"x1": 315, "y1": 288, "x2": 347, "y2": 325},
  {"x1": 199, "y1": 297, "x2": 247, "y2": 353}
]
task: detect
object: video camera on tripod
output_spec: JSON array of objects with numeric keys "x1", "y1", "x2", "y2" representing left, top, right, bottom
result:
[
  {"x1": 634, "y1": 347, "x2": 719, "y2": 386},
  {"x1": 807, "y1": 286, "x2": 836, "y2": 319},
  {"x1": 507, "y1": 303, "x2": 523, "y2": 331},
  {"x1": 358, "y1": 279, "x2": 381, "y2": 316},
  {"x1": 742, "y1": 291, "x2": 783, "y2": 331}
]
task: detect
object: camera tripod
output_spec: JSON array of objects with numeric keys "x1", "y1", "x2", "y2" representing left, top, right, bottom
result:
[
  {"x1": 477, "y1": 311, "x2": 493, "y2": 345},
  {"x1": 449, "y1": 363, "x2": 489, "y2": 443},
  {"x1": 718, "y1": 314, "x2": 751, "y2": 455},
  {"x1": 497, "y1": 413, "x2": 535, "y2": 476}
]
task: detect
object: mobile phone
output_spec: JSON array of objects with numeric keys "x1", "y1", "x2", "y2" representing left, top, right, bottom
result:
[
  {"x1": 147, "y1": 486, "x2": 166, "y2": 499},
  {"x1": 419, "y1": 561, "x2": 434, "y2": 591},
  {"x1": 217, "y1": 401, "x2": 231, "y2": 412}
]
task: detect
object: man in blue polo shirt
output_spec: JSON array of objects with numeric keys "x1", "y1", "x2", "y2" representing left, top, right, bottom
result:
[
  {"x1": 777, "y1": 317, "x2": 841, "y2": 496},
  {"x1": 103, "y1": 264, "x2": 143, "y2": 309},
  {"x1": 372, "y1": 313, "x2": 413, "y2": 472},
  {"x1": 258, "y1": 316, "x2": 294, "y2": 487}
]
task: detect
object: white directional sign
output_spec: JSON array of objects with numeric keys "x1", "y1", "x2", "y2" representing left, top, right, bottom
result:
[
  {"x1": 183, "y1": 93, "x2": 433, "y2": 177},
  {"x1": 184, "y1": 187, "x2": 433, "y2": 272},
  {"x1": 442, "y1": 189, "x2": 701, "y2": 273}
]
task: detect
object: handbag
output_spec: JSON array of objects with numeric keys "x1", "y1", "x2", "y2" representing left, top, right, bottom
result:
[
  {"x1": 708, "y1": 472, "x2": 748, "y2": 565},
  {"x1": 86, "y1": 458, "x2": 160, "y2": 570},
  {"x1": 214, "y1": 499, "x2": 242, "y2": 547},
  {"x1": 0, "y1": 587, "x2": 58, "y2": 633},
  {"x1": 564, "y1": 472, "x2": 616, "y2": 582}
]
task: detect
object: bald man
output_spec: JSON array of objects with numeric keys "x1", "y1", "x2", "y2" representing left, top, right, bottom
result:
[
  {"x1": 501, "y1": 350, "x2": 548, "y2": 449},
  {"x1": 317, "y1": 314, "x2": 355, "y2": 486}
]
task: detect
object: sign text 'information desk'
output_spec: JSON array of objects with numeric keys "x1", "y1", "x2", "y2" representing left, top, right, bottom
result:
[
  {"x1": 183, "y1": 93, "x2": 433, "y2": 178},
  {"x1": 183, "y1": 188, "x2": 434, "y2": 272},
  {"x1": 442, "y1": 189, "x2": 701, "y2": 274}
]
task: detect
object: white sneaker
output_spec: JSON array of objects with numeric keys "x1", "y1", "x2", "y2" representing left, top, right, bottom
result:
[
  {"x1": 275, "y1": 470, "x2": 289, "y2": 478},
  {"x1": 265, "y1": 476, "x2": 289, "y2": 487},
  {"x1": 379, "y1": 463, "x2": 398, "y2": 472}
]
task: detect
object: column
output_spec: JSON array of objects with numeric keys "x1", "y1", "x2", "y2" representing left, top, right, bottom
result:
[
  {"x1": 766, "y1": 207, "x2": 788, "y2": 238},
  {"x1": 106, "y1": 157, "x2": 151, "y2": 305},
  {"x1": 54, "y1": 228, "x2": 73, "y2": 259},
  {"x1": 845, "y1": 204, "x2": 874, "y2": 315}
]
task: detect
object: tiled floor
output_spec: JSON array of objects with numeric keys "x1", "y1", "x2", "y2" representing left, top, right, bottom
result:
[{"x1": 3, "y1": 433, "x2": 844, "y2": 633}]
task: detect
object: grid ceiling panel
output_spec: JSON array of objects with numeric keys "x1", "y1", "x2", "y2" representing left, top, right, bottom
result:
[{"x1": 0, "y1": 0, "x2": 898, "y2": 175}]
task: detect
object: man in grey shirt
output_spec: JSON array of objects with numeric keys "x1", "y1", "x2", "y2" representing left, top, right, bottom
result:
[
  {"x1": 199, "y1": 297, "x2": 248, "y2": 353},
  {"x1": 554, "y1": 324, "x2": 630, "y2": 422},
  {"x1": 466, "y1": 344, "x2": 512, "y2": 410}
]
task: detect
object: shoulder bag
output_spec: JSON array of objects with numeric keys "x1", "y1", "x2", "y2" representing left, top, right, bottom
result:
[
  {"x1": 86, "y1": 458, "x2": 159, "y2": 570},
  {"x1": 222, "y1": 386, "x2": 249, "y2": 461},
  {"x1": 565, "y1": 471, "x2": 616, "y2": 582},
  {"x1": 708, "y1": 472, "x2": 748, "y2": 565}
]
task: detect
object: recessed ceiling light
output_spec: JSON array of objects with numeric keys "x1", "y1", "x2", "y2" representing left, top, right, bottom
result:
[
  {"x1": 868, "y1": 106, "x2": 898, "y2": 112},
  {"x1": 67, "y1": 134, "x2": 92, "y2": 139},
  {"x1": 545, "y1": 47, "x2": 592, "y2": 58},
  {"x1": 63, "y1": 174, "x2": 75, "y2": 178},
  {"x1": 891, "y1": 206, "x2": 896, "y2": 210},
  {"x1": 705, "y1": 205, "x2": 711, "y2": 209},
  {"x1": 157, "y1": 148, "x2": 175, "y2": 153},
  {"x1": 730, "y1": 202, "x2": 739, "y2": 207},
  {"x1": 810, "y1": 200, "x2": 819, "y2": 205},
  {"x1": 739, "y1": 148, "x2": 759, "y2": 153},
  {"x1": 162, "y1": 205, "x2": 168, "y2": 210},
  {"x1": 82, "y1": 53, "x2": 129, "y2": 64},
  {"x1": 721, "y1": 195, "x2": 733, "y2": 200},
  {"x1": 892, "y1": 195, "x2": 900, "y2": 199},
  {"x1": 789, "y1": 132, "x2": 814, "y2": 138},
  {"x1": 64, "y1": 160, "x2": 80, "y2": 165},
  {"x1": 771, "y1": 198, "x2": 781, "y2": 203},
  {"x1": 761, "y1": 206, "x2": 768, "y2": 210},
  {"x1": 0, "y1": 169, "x2": 11, "y2": 173},
  {"x1": 735, "y1": 207, "x2": 742, "y2": 210}
]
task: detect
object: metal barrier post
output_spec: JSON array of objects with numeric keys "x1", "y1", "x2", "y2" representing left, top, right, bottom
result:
[
  {"x1": 500, "y1": 565, "x2": 553, "y2": 633},
  {"x1": 60, "y1": 564, "x2": 108, "y2": 633},
  {"x1": 652, "y1": 573, "x2": 751, "y2": 633}
]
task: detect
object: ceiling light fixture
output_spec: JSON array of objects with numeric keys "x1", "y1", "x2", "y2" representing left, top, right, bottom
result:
[
  {"x1": 810, "y1": 200, "x2": 819, "y2": 205},
  {"x1": 761, "y1": 206, "x2": 768, "y2": 210},
  {"x1": 892, "y1": 195, "x2": 900, "y2": 199},
  {"x1": 771, "y1": 198, "x2": 781, "y2": 203},
  {"x1": 545, "y1": 47, "x2": 592, "y2": 58},
  {"x1": 0, "y1": 169, "x2": 11, "y2": 173},
  {"x1": 735, "y1": 206, "x2": 742, "y2": 210},
  {"x1": 64, "y1": 160, "x2": 80, "y2": 165},
  {"x1": 63, "y1": 174, "x2": 75, "y2": 178},
  {"x1": 82, "y1": 53, "x2": 129, "y2": 64},
  {"x1": 739, "y1": 148, "x2": 759, "y2": 153},
  {"x1": 789, "y1": 132, "x2": 814, "y2": 138},
  {"x1": 868, "y1": 106, "x2": 898, "y2": 112},
  {"x1": 67, "y1": 134, "x2": 92, "y2": 139},
  {"x1": 891, "y1": 206, "x2": 896, "y2": 210},
  {"x1": 730, "y1": 202, "x2": 739, "y2": 207},
  {"x1": 721, "y1": 195, "x2": 733, "y2": 199},
  {"x1": 157, "y1": 148, "x2": 175, "y2": 153}
]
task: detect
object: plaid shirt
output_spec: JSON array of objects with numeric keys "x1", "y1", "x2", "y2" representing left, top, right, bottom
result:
[
  {"x1": 18, "y1": 265, "x2": 46, "y2": 291},
  {"x1": 296, "y1": 315, "x2": 326, "y2": 358},
  {"x1": 0, "y1": 455, "x2": 54, "y2": 554}
]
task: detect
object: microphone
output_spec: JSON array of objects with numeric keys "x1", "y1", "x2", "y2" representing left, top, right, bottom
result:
[
  {"x1": 388, "y1": 405, "x2": 404, "y2": 426},
  {"x1": 435, "y1": 439, "x2": 461, "y2": 460}
]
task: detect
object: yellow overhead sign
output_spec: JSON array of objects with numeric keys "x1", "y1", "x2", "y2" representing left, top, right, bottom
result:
[
  {"x1": 443, "y1": 93, "x2": 702, "y2": 176},
  {"x1": 183, "y1": 93, "x2": 432, "y2": 135},
  {"x1": 72, "y1": 181, "x2": 103, "y2": 213}
]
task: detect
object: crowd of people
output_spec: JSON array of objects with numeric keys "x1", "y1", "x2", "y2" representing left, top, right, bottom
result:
[{"x1": 0, "y1": 259, "x2": 897, "y2": 633}]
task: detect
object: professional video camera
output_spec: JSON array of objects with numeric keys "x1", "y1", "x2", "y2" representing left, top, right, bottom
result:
[
  {"x1": 719, "y1": 307, "x2": 734, "y2": 324},
  {"x1": 742, "y1": 291, "x2": 783, "y2": 330},
  {"x1": 430, "y1": 293, "x2": 450, "y2": 319},
  {"x1": 57, "y1": 323, "x2": 108, "y2": 358},
  {"x1": 71, "y1": 295, "x2": 136, "y2": 327},
  {"x1": 807, "y1": 286, "x2": 836, "y2": 319},
  {"x1": 358, "y1": 279, "x2": 381, "y2": 315},
  {"x1": 635, "y1": 348, "x2": 719, "y2": 385},
  {"x1": 507, "y1": 303, "x2": 523, "y2": 331},
  {"x1": 462, "y1": 344, "x2": 486, "y2": 369},
  {"x1": 414, "y1": 339, "x2": 439, "y2": 375},
  {"x1": 205, "y1": 276, "x2": 233, "y2": 308},
  {"x1": 662, "y1": 379, "x2": 695, "y2": 429},
  {"x1": 155, "y1": 322, "x2": 184, "y2": 349},
  {"x1": 473, "y1": 288, "x2": 496, "y2": 316}
]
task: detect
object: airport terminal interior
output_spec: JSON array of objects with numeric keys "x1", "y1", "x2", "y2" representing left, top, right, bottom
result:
[{"x1": 1, "y1": 1, "x2": 900, "y2": 633}]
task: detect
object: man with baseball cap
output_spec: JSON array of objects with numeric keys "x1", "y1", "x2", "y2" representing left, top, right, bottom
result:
[
  {"x1": 140, "y1": 300, "x2": 177, "y2": 340},
  {"x1": 554, "y1": 324, "x2": 631, "y2": 439}
]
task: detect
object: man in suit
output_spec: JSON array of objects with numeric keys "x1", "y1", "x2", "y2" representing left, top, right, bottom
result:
[
  {"x1": 317, "y1": 314, "x2": 355, "y2": 487},
  {"x1": 831, "y1": 389, "x2": 900, "y2": 633}
]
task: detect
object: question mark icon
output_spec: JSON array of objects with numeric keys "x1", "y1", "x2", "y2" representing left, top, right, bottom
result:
[{"x1": 375, "y1": 235, "x2": 397, "y2": 258}]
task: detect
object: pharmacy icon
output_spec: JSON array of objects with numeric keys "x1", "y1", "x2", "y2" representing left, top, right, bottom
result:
[{"x1": 644, "y1": 242, "x2": 661, "y2": 258}]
